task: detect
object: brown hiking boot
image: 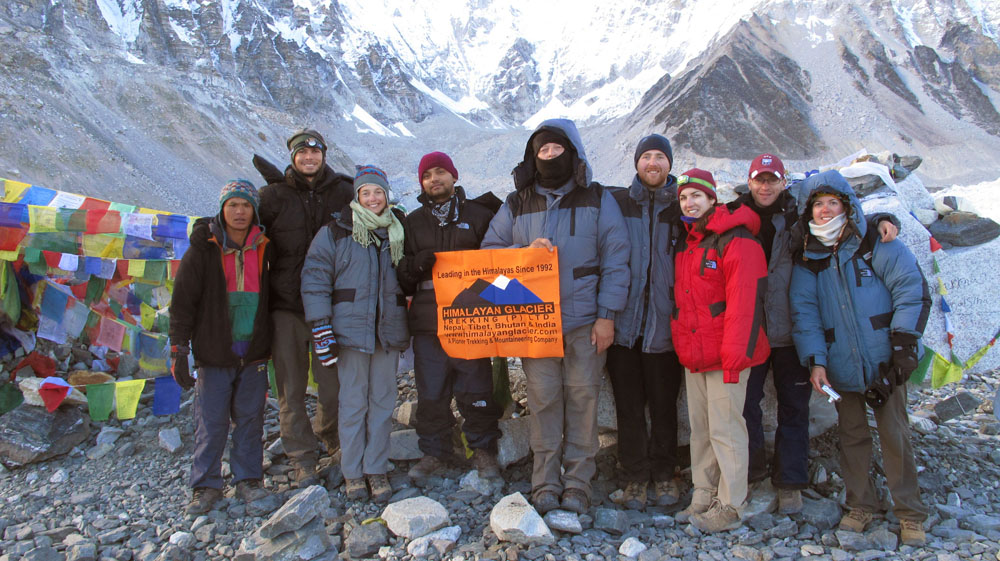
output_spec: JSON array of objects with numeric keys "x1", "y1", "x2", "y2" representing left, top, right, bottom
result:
[
  {"x1": 471, "y1": 449, "x2": 501, "y2": 479},
  {"x1": 690, "y1": 500, "x2": 741, "y2": 533},
  {"x1": 653, "y1": 479, "x2": 681, "y2": 507},
  {"x1": 532, "y1": 490, "x2": 560, "y2": 514},
  {"x1": 676, "y1": 500, "x2": 712, "y2": 523},
  {"x1": 839, "y1": 509, "x2": 874, "y2": 532},
  {"x1": 186, "y1": 487, "x2": 222, "y2": 515},
  {"x1": 368, "y1": 474, "x2": 392, "y2": 503},
  {"x1": 291, "y1": 462, "x2": 320, "y2": 488},
  {"x1": 561, "y1": 488, "x2": 591, "y2": 514},
  {"x1": 623, "y1": 481, "x2": 648, "y2": 511},
  {"x1": 234, "y1": 479, "x2": 268, "y2": 502},
  {"x1": 778, "y1": 489, "x2": 803, "y2": 514},
  {"x1": 408, "y1": 455, "x2": 445, "y2": 483},
  {"x1": 899, "y1": 519, "x2": 926, "y2": 546},
  {"x1": 345, "y1": 477, "x2": 368, "y2": 501}
]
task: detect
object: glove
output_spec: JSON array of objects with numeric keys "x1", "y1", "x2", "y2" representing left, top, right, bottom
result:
[
  {"x1": 171, "y1": 344, "x2": 195, "y2": 390},
  {"x1": 890, "y1": 332, "x2": 919, "y2": 386},
  {"x1": 312, "y1": 323, "x2": 339, "y2": 367},
  {"x1": 866, "y1": 363, "x2": 895, "y2": 408},
  {"x1": 414, "y1": 250, "x2": 436, "y2": 274}
]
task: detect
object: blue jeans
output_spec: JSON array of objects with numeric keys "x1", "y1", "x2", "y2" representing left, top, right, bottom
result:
[
  {"x1": 742, "y1": 346, "x2": 811, "y2": 489},
  {"x1": 190, "y1": 362, "x2": 268, "y2": 489}
]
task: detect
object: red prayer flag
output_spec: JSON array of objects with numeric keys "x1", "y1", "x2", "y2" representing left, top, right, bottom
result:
[
  {"x1": 38, "y1": 376, "x2": 71, "y2": 412},
  {"x1": 79, "y1": 198, "x2": 111, "y2": 212},
  {"x1": 930, "y1": 236, "x2": 943, "y2": 253},
  {"x1": 70, "y1": 283, "x2": 88, "y2": 300},
  {"x1": 12, "y1": 351, "x2": 57, "y2": 378},
  {"x1": 42, "y1": 251, "x2": 61, "y2": 268}
]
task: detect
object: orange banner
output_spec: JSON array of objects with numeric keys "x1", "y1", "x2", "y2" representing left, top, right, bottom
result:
[{"x1": 433, "y1": 248, "x2": 563, "y2": 359}]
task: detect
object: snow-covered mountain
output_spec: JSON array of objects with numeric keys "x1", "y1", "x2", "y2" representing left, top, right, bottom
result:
[{"x1": 0, "y1": 0, "x2": 998, "y2": 213}]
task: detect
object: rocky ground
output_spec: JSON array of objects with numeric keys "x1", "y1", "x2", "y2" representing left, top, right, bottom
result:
[{"x1": 1, "y1": 356, "x2": 1000, "y2": 561}]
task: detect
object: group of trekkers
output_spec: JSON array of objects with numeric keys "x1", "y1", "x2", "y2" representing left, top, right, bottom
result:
[{"x1": 168, "y1": 118, "x2": 932, "y2": 547}]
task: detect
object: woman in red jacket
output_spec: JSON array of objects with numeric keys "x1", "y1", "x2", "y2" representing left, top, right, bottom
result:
[{"x1": 671, "y1": 169, "x2": 770, "y2": 533}]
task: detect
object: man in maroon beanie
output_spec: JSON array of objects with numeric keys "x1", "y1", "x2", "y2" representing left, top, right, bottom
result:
[{"x1": 397, "y1": 151, "x2": 503, "y2": 483}]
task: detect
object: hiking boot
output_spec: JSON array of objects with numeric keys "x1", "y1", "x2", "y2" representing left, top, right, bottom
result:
[
  {"x1": 368, "y1": 474, "x2": 392, "y2": 503},
  {"x1": 690, "y1": 500, "x2": 741, "y2": 533},
  {"x1": 186, "y1": 487, "x2": 222, "y2": 515},
  {"x1": 653, "y1": 479, "x2": 681, "y2": 507},
  {"x1": 471, "y1": 449, "x2": 501, "y2": 479},
  {"x1": 622, "y1": 481, "x2": 648, "y2": 511},
  {"x1": 532, "y1": 490, "x2": 560, "y2": 514},
  {"x1": 899, "y1": 519, "x2": 926, "y2": 546},
  {"x1": 345, "y1": 477, "x2": 368, "y2": 501},
  {"x1": 561, "y1": 488, "x2": 591, "y2": 514},
  {"x1": 778, "y1": 489, "x2": 803, "y2": 514},
  {"x1": 839, "y1": 509, "x2": 874, "y2": 533},
  {"x1": 234, "y1": 479, "x2": 268, "y2": 502},
  {"x1": 408, "y1": 455, "x2": 445, "y2": 483},
  {"x1": 291, "y1": 462, "x2": 320, "y2": 488},
  {"x1": 676, "y1": 500, "x2": 711, "y2": 523}
]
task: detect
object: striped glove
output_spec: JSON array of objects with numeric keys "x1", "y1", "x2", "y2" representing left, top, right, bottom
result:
[{"x1": 312, "y1": 323, "x2": 338, "y2": 367}]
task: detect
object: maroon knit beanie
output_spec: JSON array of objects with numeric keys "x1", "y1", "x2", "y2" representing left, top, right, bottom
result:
[
  {"x1": 418, "y1": 152, "x2": 459, "y2": 184},
  {"x1": 677, "y1": 168, "x2": 718, "y2": 201}
]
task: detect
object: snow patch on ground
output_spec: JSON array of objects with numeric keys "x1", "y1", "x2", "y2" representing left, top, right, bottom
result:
[{"x1": 937, "y1": 177, "x2": 1000, "y2": 222}]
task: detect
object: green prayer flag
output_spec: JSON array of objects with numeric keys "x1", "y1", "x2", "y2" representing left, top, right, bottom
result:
[
  {"x1": 86, "y1": 383, "x2": 114, "y2": 421},
  {"x1": 910, "y1": 347, "x2": 934, "y2": 385},
  {"x1": 932, "y1": 258, "x2": 940, "y2": 274},
  {"x1": 85, "y1": 278, "x2": 106, "y2": 305},
  {"x1": 1, "y1": 260, "x2": 20, "y2": 324},
  {"x1": 0, "y1": 382, "x2": 24, "y2": 416}
]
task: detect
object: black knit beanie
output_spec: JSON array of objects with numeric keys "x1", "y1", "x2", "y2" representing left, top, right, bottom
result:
[{"x1": 633, "y1": 134, "x2": 673, "y2": 169}]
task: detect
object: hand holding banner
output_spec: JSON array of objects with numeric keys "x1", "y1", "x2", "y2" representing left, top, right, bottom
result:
[{"x1": 433, "y1": 248, "x2": 562, "y2": 360}]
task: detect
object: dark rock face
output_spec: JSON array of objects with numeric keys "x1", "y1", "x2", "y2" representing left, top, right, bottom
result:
[
  {"x1": 488, "y1": 38, "x2": 542, "y2": 124},
  {"x1": 939, "y1": 23, "x2": 1000, "y2": 88},
  {"x1": 862, "y1": 32, "x2": 923, "y2": 113},
  {"x1": 929, "y1": 212, "x2": 1000, "y2": 248},
  {"x1": 635, "y1": 16, "x2": 822, "y2": 159},
  {"x1": 912, "y1": 46, "x2": 1000, "y2": 136},
  {"x1": 0, "y1": 405, "x2": 90, "y2": 468}
]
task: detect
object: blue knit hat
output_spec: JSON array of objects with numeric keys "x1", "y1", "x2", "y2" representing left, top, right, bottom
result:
[
  {"x1": 634, "y1": 134, "x2": 673, "y2": 169},
  {"x1": 354, "y1": 165, "x2": 392, "y2": 201},
  {"x1": 219, "y1": 179, "x2": 259, "y2": 215}
]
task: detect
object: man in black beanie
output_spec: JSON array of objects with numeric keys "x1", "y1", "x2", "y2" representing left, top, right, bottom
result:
[
  {"x1": 605, "y1": 134, "x2": 685, "y2": 510},
  {"x1": 258, "y1": 128, "x2": 355, "y2": 487}
]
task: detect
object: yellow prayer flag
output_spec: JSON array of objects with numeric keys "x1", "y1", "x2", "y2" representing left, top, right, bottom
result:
[
  {"x1": 0, "y1": 250, "x2": 20, "y2": 261},
  {"x1": 930, "y1": 351, "x2": 963, "y2": 388},
  {"x1": 937, "y1": 277, "x2": 948, "y2": 296},
  {"x1": 82, "y1": 234, "x2": 125, "y2": 259},
  {"x1": 27, "y1": 206, "x2": 59, "y2": 233},
  {"x1": 2, "y1": 179, "x2": 31, "y2": 203},
  {"x1": 114, "y1": 379, "x2": 146, "y2": 420},
  {"x1": 137, "y1": 207, "x2": 159, "y2": 215},
  {"x1": 140, "y1": 302, "x2": 156, "y2": 331},
  {"x1": 127, "y1": 259, "x2": 146, "y2": 278}
]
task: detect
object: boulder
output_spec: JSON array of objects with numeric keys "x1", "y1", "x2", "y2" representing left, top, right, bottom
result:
[
  {"x1": 459, "y1": 469, "x2": 494, "y2": 496},
  {"x1": 798, "y1": 497, "x2": 841, "y2": 530},
  {"x1": 67, "y1": 371, "x2": 115, "y2": 389},
  {"x1": 393, "y1": 400, "x2": 417, "y2": 428},
  {"x1": 158, "y1": 428, "x2": 182, "y2": 453},
  {"x1": 489, "y1": 492, "x2": 554, "y2": 546},
  {"x1": 258, "y1": 485, "x2": 329, "y2": 539},
  {"x1": 543, "y1": 510, "x2": 582, "y2": 534},
  {"x1": 935, "y1": 392, "x2": 982, "y2": 423},
  {"x1": 388, "y1": 429, "x2": 422, "y2": 461},
  {"x1": 929, "y1": 211, "x2": 1000, "y2": 247},
  {"x1": 0, "y1": 404, "x2": 90, "y2": 467},
  {"x1": 95, "y1": 426, "x2": 124, "y2": 446},
  {"x1": 593, "y1": 508, "x2": 629, "y2": 535},
  {"x1": 18, "y1": 377, "x2": 87, "y2": 408},
  {"x1": 619, "y1": 537, "x2": 647, "y2": 558},
  {"x1": 238, "y1": 517, "x2": 333, "y2": 561},
  {"x1": 381, "y1": 496, "x2": 450, "y2": 539},
  {"x1": 405, "y1": 526, "x2": 461, "y2": 557},
  {"x1": 496, "y1": 416, "x2": 531, "y2": 468},
  {"x1": 345, "y1": 521, "x2": 388, "y2": 558}
]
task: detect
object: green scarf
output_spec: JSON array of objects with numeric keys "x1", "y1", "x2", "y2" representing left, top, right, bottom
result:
[{"x1": 350, "y1": 200, "x2": 404, "y2": 265}]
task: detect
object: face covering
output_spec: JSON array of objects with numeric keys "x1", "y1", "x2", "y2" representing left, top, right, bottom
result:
[
  {"x1": 809, "y1": 213, "x2": 848, "y2": 247},
  {"x1": 536, "y1": 150, "x2": 574, "y2": 188}
]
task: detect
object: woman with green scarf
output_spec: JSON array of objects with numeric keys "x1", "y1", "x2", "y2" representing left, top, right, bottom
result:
[{"x1": 301, "y1": 165, "x2": 409, "y2": 503}]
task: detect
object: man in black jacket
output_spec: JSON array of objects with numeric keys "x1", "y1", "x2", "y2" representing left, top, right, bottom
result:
[
  {"x1": 258, "y1": 129, "x2": 355, "y2": 487},
  {"x1": 170, "y1": 180, "x2": 273, "y2": 514},
  {"x1": 397, "y1": 152, "x2": 503, "y2": 483}
]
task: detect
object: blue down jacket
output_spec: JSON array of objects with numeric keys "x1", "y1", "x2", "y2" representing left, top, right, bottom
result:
[
  {"x1": 789, "y1": 171, "x2": 930, "y2": 393},
  {"x1": 610, "y1": 174, "x2": 679, "y2": 352},
  {"x1": 481, "y1": 119, "x2": 629, "y2": 333},
  {"x1": 300, "y1": 207, "x2": 410, "y2": 354}
]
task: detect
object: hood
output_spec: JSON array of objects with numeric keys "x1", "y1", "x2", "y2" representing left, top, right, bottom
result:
[
  {"x1": 689, "y1": 203, "x2": 762, "y2": 238},
  {"x1": 795, "y1": 170, "x2": 866, "y2": 238},
  {"x1": 629, "y1": 173, "x2": 677, "y2": 206},
  {"x1": 189, "y1": 214, "x2": 264, "y2": 251},
  {"x1": 282, "y1": 163, "x2": 344, "y2": 192},
  {"x1": 512, "y1": 119, "x2": 592, "y2": 191}
]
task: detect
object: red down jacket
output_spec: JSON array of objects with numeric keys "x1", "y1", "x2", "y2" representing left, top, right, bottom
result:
[{"x1": 671, "y1": 203, "x2": 770, "y2": 382}]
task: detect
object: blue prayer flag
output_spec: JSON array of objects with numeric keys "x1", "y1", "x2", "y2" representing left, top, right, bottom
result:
[{"x1": 152, "y1": 376, "x2": 181, "y2": 415}]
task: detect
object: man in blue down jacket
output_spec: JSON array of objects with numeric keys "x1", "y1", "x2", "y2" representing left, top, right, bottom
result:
[
  {"x1": 606, "y1": 134, "x2": 684, "y2": 510},
  {"x1": 482, "y1": 118, "x2": 629, "y2": 514},
  {"x1": 789, "y1": 170, "x2": 930, "y2": 546}
]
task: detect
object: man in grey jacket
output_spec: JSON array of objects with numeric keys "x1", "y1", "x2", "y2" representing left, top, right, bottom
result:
[
  {"x1": 606, "y1": 134, "x2": 684, "y2": 510},
  {"x1": 482, "y1": 119, "x2": 629, "y2": 515}
]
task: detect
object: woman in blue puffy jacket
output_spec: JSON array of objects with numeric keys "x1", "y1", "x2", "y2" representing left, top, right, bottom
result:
[{"x1": 788, "y1": 170, "x2": 930, "y2": 547}]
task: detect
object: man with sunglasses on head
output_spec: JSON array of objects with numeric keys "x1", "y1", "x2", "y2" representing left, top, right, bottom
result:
[{"x1": 258, "y1": 128, "x2": 355, "y2": 488}]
